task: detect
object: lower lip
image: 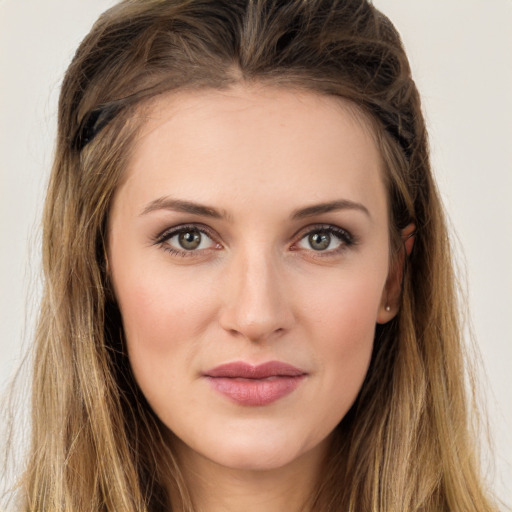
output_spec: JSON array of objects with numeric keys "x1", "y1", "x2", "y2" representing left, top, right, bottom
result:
[{"x1": 206, "y1": 375, "x2": 306, "y2": 406}]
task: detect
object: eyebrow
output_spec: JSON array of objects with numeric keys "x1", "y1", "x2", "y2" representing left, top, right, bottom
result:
[
  {"x1": 140, "y1": 197, "x2": 227, "y2": 218},
  {"x1": 291, "y1": 199, "x2": 370, "y2": 220},
  {"x1": 139, "y1": 196, "x2": 370, "y2": 220}
]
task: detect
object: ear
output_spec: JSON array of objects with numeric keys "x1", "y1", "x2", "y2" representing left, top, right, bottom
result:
[{"x1": 377, "y1": 223, "x2": 415, "y2": 324}]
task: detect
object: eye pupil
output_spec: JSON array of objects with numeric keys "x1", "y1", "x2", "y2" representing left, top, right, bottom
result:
[
  {"x1": 309, "y1": 232, "x2": 330, "y2": 251},
  {"x1": 178, "y1": 230, "x2": 201, "y2": 250}
]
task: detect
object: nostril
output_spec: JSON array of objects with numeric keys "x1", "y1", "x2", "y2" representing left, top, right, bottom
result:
[{"x1": 220, "y1": 316, "x2": 289, "y2": 343}]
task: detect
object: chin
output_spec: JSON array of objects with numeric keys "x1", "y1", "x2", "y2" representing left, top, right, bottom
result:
[
  {"x1": 208, "y1": 448, "x2": 303, "y2": 472},
  {"x1": 184, "y1": 427, "x2": 327, "y2": 473}
]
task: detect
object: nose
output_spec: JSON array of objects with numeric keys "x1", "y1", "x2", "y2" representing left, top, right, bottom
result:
[{"x1": 218, "y1": 247, "x2": 294, "y2": 343}]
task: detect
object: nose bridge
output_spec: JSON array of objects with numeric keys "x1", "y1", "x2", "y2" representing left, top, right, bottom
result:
[{"x1": 219, "y1": 241, "x2": 292, "y2": 341}]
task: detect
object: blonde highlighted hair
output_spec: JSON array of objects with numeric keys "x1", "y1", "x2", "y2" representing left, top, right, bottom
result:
[{"x1": 9, "y1": 0, "x2": 498, "y2": 510}]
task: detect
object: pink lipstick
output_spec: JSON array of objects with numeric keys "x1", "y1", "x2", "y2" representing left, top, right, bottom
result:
[{"x1": 204, "y1": 361, "x2": 307, "y2": 406}]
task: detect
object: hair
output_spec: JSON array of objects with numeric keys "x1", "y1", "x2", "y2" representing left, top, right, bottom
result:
[{"x1": 9, "y1": 0, "x2": 498, "y2": 510}]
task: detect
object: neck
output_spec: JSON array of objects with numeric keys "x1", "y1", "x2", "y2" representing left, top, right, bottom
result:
[{"x1": 170, "y1": 437, "x2": 329, "y2": 512}]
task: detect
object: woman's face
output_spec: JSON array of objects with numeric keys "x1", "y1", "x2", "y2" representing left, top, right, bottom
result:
[{"x1": 108, "y1": 86, "x2": 397, "y2": 473}]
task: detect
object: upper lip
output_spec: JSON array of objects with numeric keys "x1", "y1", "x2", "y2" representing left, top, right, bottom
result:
[{"x1": 204, "y1": 361, "x2": 307, "y2": 379}]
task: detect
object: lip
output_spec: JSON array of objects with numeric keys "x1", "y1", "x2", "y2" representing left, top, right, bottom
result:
[{"x1": 204, "y1": 361, "x2": 307, "y2": 406}]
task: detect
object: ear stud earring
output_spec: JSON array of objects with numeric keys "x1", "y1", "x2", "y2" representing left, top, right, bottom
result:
[{"x1": 385, "y1": 305, "x2": 391, "y2": 312}]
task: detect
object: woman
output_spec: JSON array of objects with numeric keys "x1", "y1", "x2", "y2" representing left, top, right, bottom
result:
[{"x1": 8, "y1": 0, "x2": 499, "y2": 510}]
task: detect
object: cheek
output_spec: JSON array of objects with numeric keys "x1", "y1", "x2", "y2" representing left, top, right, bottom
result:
[
  {"x1": 324, "y1": 289, "x2": 378, "y2": 372},
  {"x1": 115, "y1": 265, "x2": 209, "y2": 343},
  {"x1": 298, "y1": 266, "x2": 386, "y2": 407},
  {"x1": 301, "y1": 262, "x2": 386, "y2": 341},
  {"x1": 111, "y1": 265, "x2": 218, "y2": 396}
]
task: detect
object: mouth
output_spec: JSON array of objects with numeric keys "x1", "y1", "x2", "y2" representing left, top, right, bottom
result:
[{"x1": 204, "y1": 361, "x2": 308, "y2": 406}]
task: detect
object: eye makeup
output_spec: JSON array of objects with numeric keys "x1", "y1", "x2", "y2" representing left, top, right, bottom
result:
[
  {"x1": 152, "y1": 223, "x2": 221, "y2": 258},
  {"x1": 290, "y1": 223, "x2": 358, "y2": 259},
  {"x1": 151, "y1": 221, "x2": 358, "y2": 260}
]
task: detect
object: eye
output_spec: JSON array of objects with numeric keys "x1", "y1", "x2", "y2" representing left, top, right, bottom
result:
[
  {"x1": 156, "y1": 225, "x2": 219, "y2": 255},
  {"x1": 295, "y1": 226, "x2": 353, "y2": 253}
]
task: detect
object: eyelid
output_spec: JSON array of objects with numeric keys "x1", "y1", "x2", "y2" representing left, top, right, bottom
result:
[
  {"x1": 153, "y1": 223, "x2": 221, "y2": 251},
  {"x1": 152, "y1": 222, "x2": 356, "y2": 258},
  {"x1": 291, "y1": 223, "x2": 356, "y2": 253}
]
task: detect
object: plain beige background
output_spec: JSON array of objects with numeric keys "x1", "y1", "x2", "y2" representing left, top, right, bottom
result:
[{"x1": 1, "y1": 0, "x2": 511, "y2": 507}]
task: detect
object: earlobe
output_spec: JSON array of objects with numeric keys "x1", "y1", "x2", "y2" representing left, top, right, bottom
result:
[
  {"x1": 377, "y1": 300, "x2": 396, "y2": 325},
  {"x1": 377, "y1": 223, "x2": 415, "y2": 324}
]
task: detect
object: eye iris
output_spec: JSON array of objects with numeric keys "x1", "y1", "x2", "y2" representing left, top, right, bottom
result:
[
  {"x1": 178, "y1": 230, "x2": 201, "y2": 250},
  {"x1": 309, "y1": 232, "x2": 330, "y2": 251}
]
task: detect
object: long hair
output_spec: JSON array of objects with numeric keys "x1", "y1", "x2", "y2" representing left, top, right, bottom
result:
[{"x1": 16, "y1": 0, "x2": 496, "y2": 510}]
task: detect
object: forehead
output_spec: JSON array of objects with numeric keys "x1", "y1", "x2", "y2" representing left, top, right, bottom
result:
[
  {"x1": 118, "y1": 85, "x2": 387, "y2": 218},
  {"x1": 133, "y1": 85, "x2": 379, "y2": 160}
]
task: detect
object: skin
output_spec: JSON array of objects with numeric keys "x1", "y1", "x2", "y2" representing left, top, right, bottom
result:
[{"x1": 108, "y1": 84, "x2": 404, "y2": 512}]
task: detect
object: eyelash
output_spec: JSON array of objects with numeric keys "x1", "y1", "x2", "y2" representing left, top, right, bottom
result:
[
  {"x1": 153, "y1": 223, "x2": 356, "y2": 258},
  {"x1": 292, "y1": 224, "x2": 356, "y2": 257},
  {"x1": 153, "y1": 224, "x2": 219, "y2": 257}
]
